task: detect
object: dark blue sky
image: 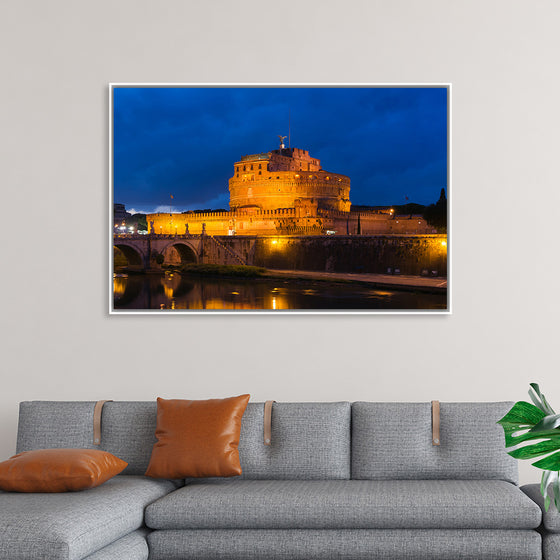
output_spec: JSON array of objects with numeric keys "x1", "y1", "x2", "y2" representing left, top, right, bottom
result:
[{"x1": 113, "y1": 86, "x2": 448, "y2": 213}]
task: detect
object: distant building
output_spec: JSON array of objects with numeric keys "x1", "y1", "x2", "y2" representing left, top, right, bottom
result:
[
  {"x1": 114, "y1": 203, "x2": 131, "y2": 225},
  {"x1": 147, "y1": 143, "x2": 433, "y2": 236}
]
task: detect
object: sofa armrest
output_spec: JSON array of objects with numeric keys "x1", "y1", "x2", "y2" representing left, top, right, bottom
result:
[{"x1": 522, "y1": 484, "x2": 560, "y2": 533}]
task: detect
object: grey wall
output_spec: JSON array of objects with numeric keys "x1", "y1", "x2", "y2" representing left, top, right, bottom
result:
[{"x1": 1, "y1": 0, "x2": 559, "y2": 484}]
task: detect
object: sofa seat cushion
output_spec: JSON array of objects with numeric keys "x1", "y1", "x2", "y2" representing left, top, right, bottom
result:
[
  {"x1": 147, "y1": 529, "x2": 542, "y2": 560},
  {"x1": 522, "y1": 483, "x2": 560, "y2": 533},
  {"x1": 544, "y1": 533, "x2": 560, "y2": 560},
  {"x1": 145, "y1": 479, "x2": 541, "y2": 531},
  {"x1": 0, "y1": 475, "x2": 179, "y2": 560},
  {"x1": 82, "y1": 529, "x2": 149, "y2": 560}
]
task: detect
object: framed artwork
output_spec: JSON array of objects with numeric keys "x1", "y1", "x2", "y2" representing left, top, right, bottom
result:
[{"x1": 110, "y1": 84, "x2": 450, "y2": 314}]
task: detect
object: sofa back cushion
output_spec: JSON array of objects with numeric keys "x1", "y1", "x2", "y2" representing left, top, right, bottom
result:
[
  {"x1": 17, "y1": 401, "x2": 351, "y2": 479},
  {"x1": 17, "y1": 401, "x2": 158, "y2": 475},
  {"x1": 239, "y1": 402, "x2": 351, "y2": 479},
  {"x1": 351, "y1": 402, "x2": 518, "y2": 484},
  {"x1": 17, "y1": 401, "x2": 97, "y2": 451}
]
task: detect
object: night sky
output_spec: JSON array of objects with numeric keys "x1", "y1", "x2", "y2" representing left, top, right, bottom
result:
[{"x1": 113, "y1": 86, "x2": 448, "y2": 214}]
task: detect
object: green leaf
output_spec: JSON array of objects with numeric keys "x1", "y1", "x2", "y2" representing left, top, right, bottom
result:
[
  {"x1": 509, "y1": 439, "x2": 560, "y2": 460},
  {"x1": 498, "y1": 400, "x2": 556, "y2": 447},
  {"x1": 541, "y1": 470, "x2": 557, "y2": 495},
  {"x1": 503, "y1": 428, "x2": 560, "y2": 448},
  {"x1": 529, "y1": 383, "x2": 556, "y2": 415},
  {"x1": 554, "y1": 477, "x2": 560, "y2": 512},
  {"x1": 497, "y1": 401, "x2": 546, "y2": 427},
  {"x1": 540, "y1": 471, "x2": 560, "y2": 512},
  {"x1": 530, "y1": 414, "x2": 560, "y2": 432},
  {"x1": 532, "y1": 451, "x2": 560, "y2": 471}
]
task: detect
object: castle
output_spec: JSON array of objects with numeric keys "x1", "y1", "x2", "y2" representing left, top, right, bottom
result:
[{"x1": 146, "y1": 141, "x2": 432, "y2": 236}]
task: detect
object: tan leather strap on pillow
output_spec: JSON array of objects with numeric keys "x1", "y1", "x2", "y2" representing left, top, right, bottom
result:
[
  {"x1": 263, "y1": 400, "x2": 275, "y2": 445},
  {"x1": 93, "y1": 400, "x2": 112, "y2": 445},
  {"x1": 431, "y1": 400, "x2": 440, "y2": 446}
]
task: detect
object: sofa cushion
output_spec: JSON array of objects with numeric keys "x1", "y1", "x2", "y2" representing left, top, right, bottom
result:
[
  {"x1": 145, "y1": 479, "x2": 541, "y2": 530},
  {"x1": 99, "y1": 402, "x2": 158, "y2": 475},
  {"x1": 544, "y1": 533, "x2": 560, "y2": 560},
  {"x1": 0, "y1": 475, "x2": 178, "y2": 560},
  {"x1": 145, "y1": 395, "x2": 250, "y2": 479},
  {"x1": 238, "y1": 402, "x2": 351, "y2": 479},
  {"x1": 82, "y1": 529, "x2": 149, "y2": 560},
  {"x1": 17, "y1": 402, "x2": 97, "y2": 452},
  {"x1": 147, "y1": 529, "x2": 541, "y2": 560},
  {"x1": 352, "y1": 402, "x2": 518, "y2": 483},
  {"x1": 522, "y1": 483, "x2": 560, "y2": 533},
  {"x1": 0, "y1": 448, "x2": 127, "y2": 492},
  {"x1": 17, "y1": 401, "x2": 159, "y2": 476}
]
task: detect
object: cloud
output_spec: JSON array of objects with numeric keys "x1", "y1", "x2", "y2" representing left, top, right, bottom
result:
[{"x1": 126, "y1": 190, "x2": 230, "y2": 215}]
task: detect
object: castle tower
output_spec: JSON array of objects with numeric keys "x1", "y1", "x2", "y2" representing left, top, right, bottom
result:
[{"x1": 228, "y1": 146, "x2": 351, "y2": 212}]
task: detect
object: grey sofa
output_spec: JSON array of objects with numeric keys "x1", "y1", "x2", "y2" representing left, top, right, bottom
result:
[
  {"x1": 0, "y1": 400, "x2": 554, "y2": 559},
  {"x1": 523, "y1": 484, "x2": 560, "y2": 560}
]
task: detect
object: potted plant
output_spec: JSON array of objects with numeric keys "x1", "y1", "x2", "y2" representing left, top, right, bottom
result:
[{"x1": 498, "y1": 383, "x2": 560, "y2": 512}]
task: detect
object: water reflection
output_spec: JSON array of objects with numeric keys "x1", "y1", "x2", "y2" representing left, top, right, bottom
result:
[{"x1": 113, "y1": 273, "x2": 446, "y2": 311}]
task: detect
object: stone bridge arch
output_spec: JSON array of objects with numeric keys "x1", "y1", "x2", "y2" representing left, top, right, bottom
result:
[
  {"x1": 114, "y1": 241, "x2": 145, "y2": 268},
  {"x1": 160, "y1": 241, "x2": 198, "y2": 266}
]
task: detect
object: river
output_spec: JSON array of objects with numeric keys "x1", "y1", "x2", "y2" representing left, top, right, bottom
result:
[{"x1": 113, "y1": 273, "x2": 447, "y2": 311}]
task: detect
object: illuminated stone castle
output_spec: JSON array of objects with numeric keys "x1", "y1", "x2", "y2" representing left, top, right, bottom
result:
[
  {"x1": 229, "y1": 146, "x2": 350, "y2": 213},
  {"x1": 147, "y1": 141, "x2": 432, "y2": 236}
]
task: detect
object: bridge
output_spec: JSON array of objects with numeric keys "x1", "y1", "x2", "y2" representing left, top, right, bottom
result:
[
  {"x1": 113, "y1": 234, "x2": 255, "y2": 270},
  {"x1": 114, "y1": 233, "x2": 448, "y2": 277}
]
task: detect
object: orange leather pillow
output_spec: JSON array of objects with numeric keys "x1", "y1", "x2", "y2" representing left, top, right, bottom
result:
[
  {"x1": 145, "y1": 394, "x2": 250, "y2": 479},
  {"x1": 0, "y1": 448, "x2": 128, "y2": 492}
]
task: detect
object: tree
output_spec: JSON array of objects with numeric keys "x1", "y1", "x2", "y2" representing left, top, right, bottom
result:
[
  {"x1": 136, "y1": 214, "x2": 147, "y2": 232},
  {"x1": 423, "y1": 188, "x2": 447, "y2": 233}
]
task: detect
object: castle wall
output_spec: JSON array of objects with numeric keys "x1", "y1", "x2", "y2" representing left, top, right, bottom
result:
[
  {"x1": 267, "y1": 148, "x2": 321, "y2": 171},
  {"x1": 146, "y1": 210, "x2": 434, "y2": 237},
  {"x1": 237, "y1": 148, "x2": 321, "y2": 173},
  {"x1": 229, "y1": 171, "x2": 351, "y2": 211},
  {"x1": 328, "y1": 214, "x2": 433, "y2": 235},
  {"x1": 250, "y1": 235, "x2": 448, "y2": 276},
  {"x1": 322, "y1": 210, "x2": 434, "y2": 235},
  {"x1": 147, "y1": 212, "x2": 233, "y2": 236}
]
